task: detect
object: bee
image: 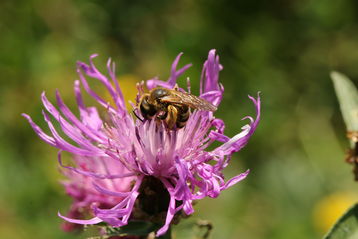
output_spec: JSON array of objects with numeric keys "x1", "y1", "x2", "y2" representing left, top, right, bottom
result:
[{"x1": 138, "y1": 85, "x2": 217, "y2": 130}]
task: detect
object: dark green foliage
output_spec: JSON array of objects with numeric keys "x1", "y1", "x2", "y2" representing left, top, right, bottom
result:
[{"x1": 1, "y1": 0, "x2": 358, "y2": 238}]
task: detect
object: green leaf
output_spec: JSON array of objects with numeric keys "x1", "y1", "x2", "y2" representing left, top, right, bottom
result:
[
  {"x1": 105, "y1": 221, "x2": 162, "y2": 237},
  {"x1": 331, "y1": 72, "x2": 358, "y2": 133},
  {"x1": 324, "y1": 203, "x2": 358, "y2": 239}
]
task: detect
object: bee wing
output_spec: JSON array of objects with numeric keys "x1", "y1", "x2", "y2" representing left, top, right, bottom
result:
[{"x1": 160, "y1": 90, "x2": 217, "y2": 111}]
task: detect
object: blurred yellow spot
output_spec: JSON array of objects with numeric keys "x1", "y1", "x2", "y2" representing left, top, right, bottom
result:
[
  {"x1": 104, "y1": 74, "x2": 141, "y2": 111},
  {"x1": 313, "y1": 192, "x2": 358, "y2": 235}
]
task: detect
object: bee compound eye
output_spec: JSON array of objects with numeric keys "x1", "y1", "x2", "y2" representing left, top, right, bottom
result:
[{"x1": 140, "y1": 96, "x2": 157, "y2": 119}]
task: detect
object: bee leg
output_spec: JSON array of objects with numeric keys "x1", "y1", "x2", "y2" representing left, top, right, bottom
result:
[{"x1": 165, "y1": 105, "x2": 178, "y2": 130}]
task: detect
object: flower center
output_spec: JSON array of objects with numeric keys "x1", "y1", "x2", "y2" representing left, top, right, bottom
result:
[{"x1": 133, "y1": 176, "x2": 170, "y2": 223}]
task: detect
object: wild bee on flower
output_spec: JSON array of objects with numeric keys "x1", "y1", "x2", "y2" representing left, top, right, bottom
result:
[
  {"x1": 138, "y1": 85, "x2": 217, "y2": 130},
  {"x1": 23, "y1": 50, "x2": 260, "y2": 237}
]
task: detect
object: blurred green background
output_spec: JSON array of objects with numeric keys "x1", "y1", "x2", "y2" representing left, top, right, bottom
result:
[{"x1": 1, "y1": 0, "x2": 358, "y2": 238}]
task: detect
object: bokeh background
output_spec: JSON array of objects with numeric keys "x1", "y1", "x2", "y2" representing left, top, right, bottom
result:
[{"x1": 1, "y1": 0, "x2": 358, "y2": 238}]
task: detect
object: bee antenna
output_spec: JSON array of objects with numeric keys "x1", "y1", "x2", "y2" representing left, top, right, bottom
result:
[{"x1": 132, "y1": 109, "x2": 144, "y2": 122}]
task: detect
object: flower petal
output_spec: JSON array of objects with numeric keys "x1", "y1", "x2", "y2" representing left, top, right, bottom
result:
[
  {"x1": 58, "y1": 212, "x2": 102, "y2": 225},
  {"x1": 200, "y1": 49, "x2": 224, "y2": 106},
  {"x1": 213, "y1": 93, "x2": 261, "y2": 156},
  {"x1": 146, "y1": 52, "x2": 192, "y2": 89}
]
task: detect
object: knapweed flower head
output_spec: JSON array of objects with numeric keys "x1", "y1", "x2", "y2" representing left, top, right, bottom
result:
[{"x1": 23, "y1": 50, "x2": 260, "y2": 236}]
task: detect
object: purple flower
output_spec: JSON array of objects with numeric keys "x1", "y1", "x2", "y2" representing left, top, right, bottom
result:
[
  {"x1": 60, "y1": 154, "x2": 134, "y2": 232},
  {"x1": 23, "y1": 50, "x2": 260, "y2": 236}
]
